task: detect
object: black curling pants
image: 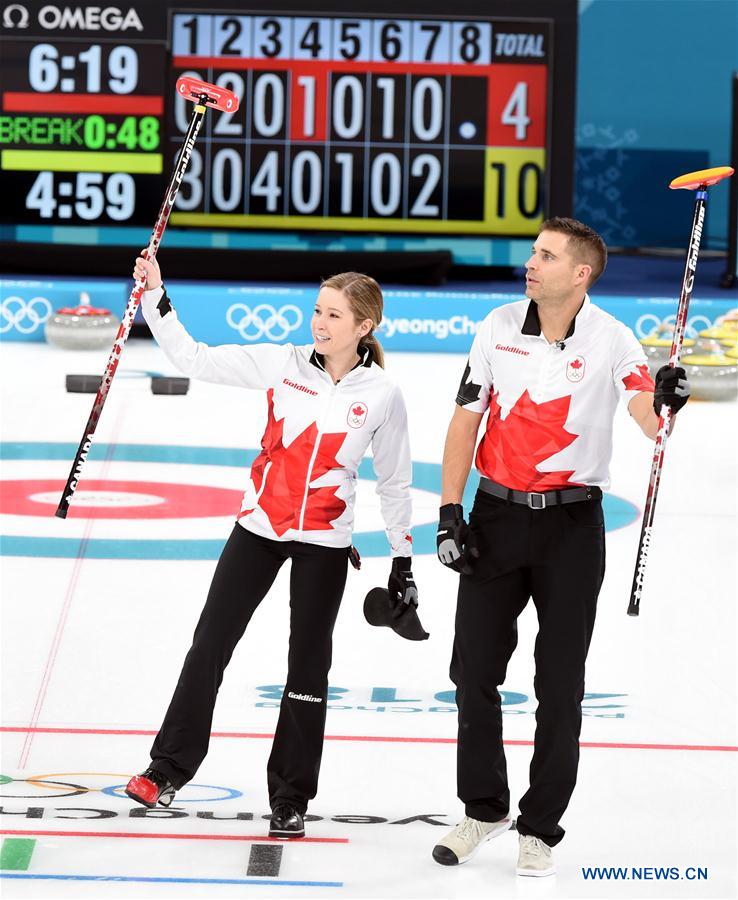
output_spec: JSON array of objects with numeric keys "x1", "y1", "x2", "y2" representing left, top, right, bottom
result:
[
  {"x1": 149, "y1": 525, "x2": 348, "y2": 814},
  {"x1": 451, "y1": 489, "x2": 605, "y2": 847}
]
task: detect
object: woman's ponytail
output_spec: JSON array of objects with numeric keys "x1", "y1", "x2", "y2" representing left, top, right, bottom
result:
[{"x1": 359, "y1": 331, "x2": 385, "y2": 368}]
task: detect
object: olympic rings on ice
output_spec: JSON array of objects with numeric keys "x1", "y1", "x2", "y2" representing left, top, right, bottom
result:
[{"x1": 0, "y1": 772, "x2": 242, "y2": 803}]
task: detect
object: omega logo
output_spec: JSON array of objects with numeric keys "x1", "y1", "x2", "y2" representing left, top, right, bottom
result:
[{"x1": 28, "y1": 5, "x2": 144, "y2": 31}]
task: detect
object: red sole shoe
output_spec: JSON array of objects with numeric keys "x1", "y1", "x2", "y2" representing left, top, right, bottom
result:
[{"x1": 125, "y1": 775, "x2": 161, "y2": 808}]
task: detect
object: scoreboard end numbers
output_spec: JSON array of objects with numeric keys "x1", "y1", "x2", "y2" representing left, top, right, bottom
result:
[{"x1": 168, "y1": 12, "x2": 551, "y2": 238}]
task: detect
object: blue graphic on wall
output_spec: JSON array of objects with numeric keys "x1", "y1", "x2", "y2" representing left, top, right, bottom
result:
[{"x1": 2, "y1": 278, "x2": 735, "y2": 351}]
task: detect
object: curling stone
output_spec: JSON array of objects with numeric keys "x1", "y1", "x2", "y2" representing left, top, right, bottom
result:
[
  {"x1": 694, "y1": 334, "x2": 730, "y2": 355},
  {"x1": 713, "y1": 307, "x2": 738, "y2": 334},
  {"x1": 641, "y1": 338, "x2": 695, "y2": 372},
  {"x1": 697, "y1": 321, "x2": 738, "y2": 345},
  {"x1": 682, "y1": 354, "x2": 737, "y2": 401},
  {"x1": 719, "y1": 330, "x2": 738, "y2": 354},
  {"x1": 640, "y1": 321, "x2": 695, "y2": 375},
  {"x1": 45, "y1": 293, "x2": 118, "y2": 350}
]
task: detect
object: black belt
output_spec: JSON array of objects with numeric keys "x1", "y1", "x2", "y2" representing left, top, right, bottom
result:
[{"x1": 478, "y1": 477, "x2": 601, "y2": 510}]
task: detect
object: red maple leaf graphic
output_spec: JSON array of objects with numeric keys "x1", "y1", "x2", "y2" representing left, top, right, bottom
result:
[
  {"x1": 570, "y1": 358, "x2": 583, "y2": 369},
  {"x1": 476, "y1": 390, "x2": 580, "y2": 491},
  {"x1": 352, "y1": 405, "x2": 365, "y2": 416},
  {"x1": 243, "y1": 389, "x2": 347, "y2": 536},
  {"x1": 622, "y1": 363, "x2": 655, "y2": 393}
]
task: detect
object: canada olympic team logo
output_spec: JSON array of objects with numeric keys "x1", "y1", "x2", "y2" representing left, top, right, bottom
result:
[
  {"x1": 566, "y1": 356, "x2": 586, "y2": 383},
  {"x1": 0, "y1": 296, "x2": 52, "y2": 334},
  {"x1": 226, "y1": 303, "x2": 302, "y2": 342},
  {"x1": 347, "y1": 402, "x2": 368, "y2": 428}
]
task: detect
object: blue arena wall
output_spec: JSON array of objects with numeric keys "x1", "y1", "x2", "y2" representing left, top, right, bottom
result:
[
  {"x1": 2, "y1": 277, "x2": 736, "y2": 350},
  {"x1": 575, "y1": 0, "x2": 736, "y2": 250}
]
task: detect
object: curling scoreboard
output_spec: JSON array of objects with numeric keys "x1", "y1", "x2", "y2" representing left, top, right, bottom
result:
[{"x1": 0, "y1": 1, "x2": 576, "y2": 257}]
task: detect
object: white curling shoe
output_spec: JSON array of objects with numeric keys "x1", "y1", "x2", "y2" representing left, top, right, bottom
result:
[
  {"x1": 432, "y1": 815, "x2": 511, "y2": 866},
  {"x1": 516, "y1": 834, "x2": 556, "y2": 877}
]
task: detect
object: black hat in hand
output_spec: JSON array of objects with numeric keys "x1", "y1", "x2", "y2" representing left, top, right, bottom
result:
[{"x1": 363, "y1": 588, "x2": 429, "y2": 641}]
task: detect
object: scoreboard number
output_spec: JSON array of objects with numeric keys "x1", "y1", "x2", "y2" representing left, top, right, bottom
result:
[
  {"x1": 501, "y1": 83, "x2": 531, "y2": 141},
  {"x1": 29, "y1": 44, "x2": 139, "y2": 94},
  {"x1": 26, "y1": 171, "x2": 135, "y2": 220},
  {"x1": 1, "y1": 17, "x2": 165, "y2": 228},
  {"x1": 169, "y1": 12, "x2": 550, "y2": 236},
  {"x1": 1, "y1": 6, "x2": 563, "y2": 240}
]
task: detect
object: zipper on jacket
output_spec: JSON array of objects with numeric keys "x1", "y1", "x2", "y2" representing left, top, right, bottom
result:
[{"x1": 297, "y1": 383, "x2": 338, "y2": 538}]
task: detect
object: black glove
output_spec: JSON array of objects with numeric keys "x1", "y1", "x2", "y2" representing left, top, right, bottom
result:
[
  {"x1": 436, "y1": 503, "x2": 479, "y2": 575},
  {"x1": 388, "y1": 557, "x2": 418, "y2": 614},
  {"x1": 654, "y1": 365, "x2": 690, "y2": 415}
]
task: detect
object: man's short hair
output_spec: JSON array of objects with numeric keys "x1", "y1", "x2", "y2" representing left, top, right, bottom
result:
[{"x1": 540, "y1": 216, "x2": 608, "y2": 287}]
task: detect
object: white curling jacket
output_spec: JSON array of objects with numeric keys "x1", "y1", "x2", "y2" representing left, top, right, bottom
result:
[
  {"x1": 141, "y1": 287, "x2": 412, "y2": 556},
  {"x1": 457, "y1": 296, "x2": 654, "y2": 491}
]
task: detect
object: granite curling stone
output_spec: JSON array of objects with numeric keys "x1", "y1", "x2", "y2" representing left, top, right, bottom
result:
[{"x1": 46, "y1": 301, "x2": 118, "y2": 350}]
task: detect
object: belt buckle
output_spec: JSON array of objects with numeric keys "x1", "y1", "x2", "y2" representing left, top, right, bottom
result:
[{"x1": 527, "y1": 492, "x2": 546, "y2": 510}]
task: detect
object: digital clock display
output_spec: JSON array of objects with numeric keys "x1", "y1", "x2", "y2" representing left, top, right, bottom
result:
[
  {"x1": 0, "y1": 0, "x2": 575, "y2": 259},
  {"x1": 0, "y1": 6, "x2": 165, "y2": 227}
]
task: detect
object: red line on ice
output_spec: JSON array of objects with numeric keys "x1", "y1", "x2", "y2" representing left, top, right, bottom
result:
[
  {"x1": 17, "y1": 416, "x2": 126, "y2": 769},
  {"x1": 0, "y1": 828, "x2": 347, "y2": 844},
  {"x1": 16, "y1": 541, "x2": 90, "y2": 769},
  {"x1": 2, "y1": 726, "x2": 735, "y2": 753}
]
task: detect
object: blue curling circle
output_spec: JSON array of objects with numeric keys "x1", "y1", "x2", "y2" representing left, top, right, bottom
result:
[{"x1": 1, "y1": 442, "x2": 638, "y2": 560}]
